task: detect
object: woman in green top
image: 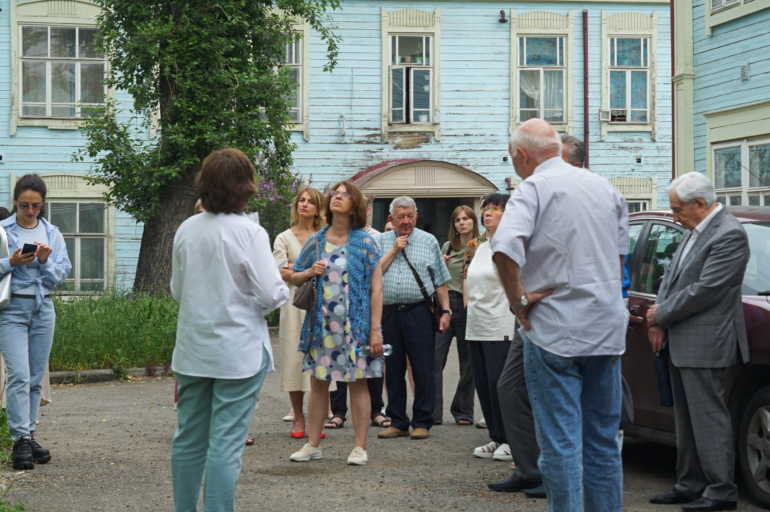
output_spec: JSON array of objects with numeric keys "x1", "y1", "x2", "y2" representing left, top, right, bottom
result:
[{"x1": 432, "y1": 205, "x2": 480, "y2": 425}]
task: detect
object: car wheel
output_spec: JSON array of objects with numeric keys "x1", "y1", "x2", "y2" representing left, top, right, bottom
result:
[{"x1": 739, "y1": 385, "x2": 770, "y2": 508}]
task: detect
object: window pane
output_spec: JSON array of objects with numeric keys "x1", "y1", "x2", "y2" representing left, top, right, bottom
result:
[
  {"x1": 289, "y1": 109, "x2": 301, "y2": 123},
  {"x1": 22, "y1": 62, "x2": 46, "y2": 103},
  {"x1": 78, "y1": 28, "x2": 101, "y2": 58},
  {"x1": 525, "y1": 37, "x2": 559, "y2": 66},
  {"x1": 630, "y1": 111, "x2": 648, "y2": 122},
  {"x1": 765, "y1": 196, "x2": 770, "y2": 206},
  {"x1": 391, "y1": 36, "x2": 397, "y2": 64},
  {"x1": 22, "y1": 105, "x2": 46, "y2": 116},
  {"x1": 520, "y1": 110, "x2": 539, "y2": 121},
  {"x1": 81, "y1": 280, "x2": 104, "y2": 292},
  {"x1": 395, "y1": 36, "x2": 423, "y2": 64},
  {"x1": 712, "y1": 0, "x2": 722, "y2": 8},
  {"x1": 616, "y1": 38, "x2": 642, "y2": 67},
  {"x1": 424, "y1": 36, "x2": 430, "y2": 65},
  {"x1": 610, "y1": 71, "x2": 626, "y2": 109},
  {"x1": 717, "y1": 196, "x2": 726, "y2": 205},
  {"x1": 544, "y1": 110, "x2": 564, "y2": 123},
  {"x1": 51, "y1": 203, "x2": 77, "y2": 233},
  {"x1": 51, "y1": 27, "x2": 76, "y2": 58},
  {"x1": 543, "y1": 70, "x2": 564, "y2": 109},
  {"x1": 51, "y1": 63, "x2": 76, "y2": 103},
  {"x1": 730, "y1": 196, "x2": 742, "y2": 206},
  {"x1": 519, "y1": 37, "x2": 524, "y2": 66},
  {"x1": 63, "y1": 237, "x2": 76, "y2": 268},
  {"x1": 520, "y1": 70, "x2": 540, "y2": 109},
  {"x1": 610, "y1": 38, "x2": 615, "y2": 66},
  {"x1": 391, "y1": 67, "x2": 404, "y2": 114},
  {"x1": 742, "y1": 223, "x2": 770, "y2": 295},
  {"x1": 628, "y1": 223, "x2": 644, "y2": 255},
  {"x1": 637, "y1": 224, "x2": 683, "y2": 294},
  {"x1": 412, "y1": 69, "x2": 430, "y2": 110},
  {"x1": 81, "y1": 238, "x2": 105, "y2": 280},
  {"x1": 61, "y1": 280, "x2": 76, "y2": 292},
  {"x1": 22, "y1": 27, "x2": 48, "y2": 57},
  {"x1": 749, "y1": 143, "x2": 770, "y2": 188},
  {"x1": 392, "y1": 109, "x2": 404, "y2": 122},
  {"x1": 642, "y1": 39, "x2": 648, "y2": 67},
  {"x1": 51, "y1": 106, "x2": 76, "y2": 117},
  {"x1": 714, "y1": 146, "x2": 742, "y2": 189},
  {"x1": 79, "y1": 203, "x2": 105, "y2": 233},
  {"x1": 81, "y1": 63, "x2": 106, "y2": 104},
  {"x1": 559, "y1": 38, "x2": 564, "y2": 66},
  {"x1": 749, "y1": 195, "x2": 760, "y2": 206},
  {"x1": 631, "y1": 71, "x2": 647, "y2": 109}
]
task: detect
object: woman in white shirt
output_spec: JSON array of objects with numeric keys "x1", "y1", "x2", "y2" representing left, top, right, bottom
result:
[
  {"x1": 464, "y1": 192, "x2": 515, "y2": 463},
  {"x1": 170, "y1": 148, "x2": 289, "y2": 512}
]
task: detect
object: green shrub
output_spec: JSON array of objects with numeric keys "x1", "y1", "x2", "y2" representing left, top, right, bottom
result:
[{"x1": 49, "y1": 291, "x2": 179, "y2": 372}]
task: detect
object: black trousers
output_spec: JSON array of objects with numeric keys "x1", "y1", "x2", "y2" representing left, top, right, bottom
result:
[
  {"x1": 467, "y1": 338, "x2": 512, "y2": 445},
  {"x1": 329, "y1": 378, "x2": 385, "y2": 419},
  {"x1": 382, "y1": 302, "x2": 435, "y2": 431}
]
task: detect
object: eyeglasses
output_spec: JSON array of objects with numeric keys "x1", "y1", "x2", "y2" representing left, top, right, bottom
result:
[
  {"x1": 330, "y1": 191, "x2": 351, "y2": 199},
  {"x1": 481, "y1": 206, "x2": 503, "y2": 215},
  {"x1": 17, "y1": 203, "x2": 43, "y2": 211}
]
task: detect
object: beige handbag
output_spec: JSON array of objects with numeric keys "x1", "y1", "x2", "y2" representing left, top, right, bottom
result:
[{"x1": 292, "y1": 236, "x2": 320, "y2": 311}]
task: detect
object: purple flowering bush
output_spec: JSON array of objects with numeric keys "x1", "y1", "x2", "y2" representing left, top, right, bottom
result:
[{"x1": 250, "y1": 150, "x2": 301, "y2": 244}]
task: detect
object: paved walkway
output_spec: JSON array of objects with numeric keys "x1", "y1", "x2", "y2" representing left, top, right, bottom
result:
[{"x1": 3, "y1": 333, "x2": 765, "y2": 511}]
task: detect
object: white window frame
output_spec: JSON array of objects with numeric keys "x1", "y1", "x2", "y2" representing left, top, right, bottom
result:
[
  {"x1": 287, "y1": 20, "x2": 310, "y2": 141},
  {"x1": 600, "y1": 11, "x2": 658, "y2": 141},
  {"x1": 389, "y1": 65, "x2": 405, "y2": 124},
  {"x1": 381, "y1": 8, "x2": 441, "y2": 141},
  {"x1": 10, "y1": 0, "x2": 112, "y2": 135},
  {"x1": 517, "y1": 36, "x2": 567, "y2": 125},
  {"x1": 19, "y1": 26, "x2": 108, "y2": 120},
  {"x1": 713, "y1": 138, "x2": 770, "y2": 207},
  {"x1": 387, "y1": 36, "x2": 433, "y2": 125},
  {"x1": 510, "y1": 10, "x2": 575, "y2": 135},
  {"x1": 704, "y1": 0, "x2": 770, "y2": 35},
  {"x1": 604, "y1": 37, "x2": 650, "y2": 124},
  {"x1": 284, "y1": 33, "x2": 303, "y2": 126},
  {"x1": 627, "y1": 200, "x2": 650, "y2": 213}
]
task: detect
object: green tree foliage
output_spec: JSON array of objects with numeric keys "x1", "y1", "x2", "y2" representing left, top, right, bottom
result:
[{"x1": 75, "y1": 0, "x2": 340, "y2": 292}]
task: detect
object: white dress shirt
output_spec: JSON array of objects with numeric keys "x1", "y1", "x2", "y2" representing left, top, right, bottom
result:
[
  {"x1": 675, "y1": 203, "x2": 723, "y2": 272},
  {"x1": 492, "y1": 157, "x2": 629, "y2": 357},
  {"x1": 171, "y1": 212, "x2": 289, "y2": 379}
]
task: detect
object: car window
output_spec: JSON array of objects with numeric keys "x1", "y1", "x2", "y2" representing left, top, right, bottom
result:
[
  {"x1": 743, "y1": 222, "x2": 770, "y2": 295},
  {"x1": 633, "y1": 223, "x2": 683, "y2": 295},
  {"x1": 628, "y1": 222, "x2": 644, "y2": 256}
]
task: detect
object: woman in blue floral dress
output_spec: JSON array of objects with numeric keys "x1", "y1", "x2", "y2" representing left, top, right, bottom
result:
[{"x1": 290, "y1": 181, "x2": 383, "y2": 466}]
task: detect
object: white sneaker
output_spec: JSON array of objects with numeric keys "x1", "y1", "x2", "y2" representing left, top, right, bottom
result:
[
  {"x1": 290, "y1": 443, "x2": 323, "y2": 462},
  {"x1": 473, "y1": 441, "x2": 500, "y2": 459},
  {"x1": 493, "y1": 443, "x2": 513, "y2": 461},
  {"x1": 347, "y1": 447, "x2": 368, "y2": 466}
]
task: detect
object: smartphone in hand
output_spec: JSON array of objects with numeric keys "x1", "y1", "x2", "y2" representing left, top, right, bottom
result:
[{"x1": 21, "y1": 243, "x2": 38, "y2": 255}]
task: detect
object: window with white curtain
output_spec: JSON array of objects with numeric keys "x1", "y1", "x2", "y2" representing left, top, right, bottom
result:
[
  {"x1": 389, "y1": 35, "x2": 432, "y2": 124},
  {"x1": 284, "y1": 34, "x2": 302, "y2": 124},
  {"x1": 19, "y1": 26, "x2": 106, "y2": 118},
  {"x1": 713, "y1": 139, "x2": 770, "y2": 206},
  {"x1": 608, "y1": 37, "x2": 649, "y2": 123},
  {"x1": 518, "y1": 36, "x2": 566, "y2": 124}
]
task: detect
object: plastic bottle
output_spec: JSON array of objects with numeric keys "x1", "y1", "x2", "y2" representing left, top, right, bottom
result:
[{"x1": 356, "y1": 344, "x2": 393, "y2": 357}]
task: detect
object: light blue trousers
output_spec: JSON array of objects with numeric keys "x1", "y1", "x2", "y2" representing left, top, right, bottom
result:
[
  {"x1": 171, "y1": 348, "x2": 269, "y2": 512},
  {"x1": 0, "y1": 297, "x2": 55, "y2": 442}
]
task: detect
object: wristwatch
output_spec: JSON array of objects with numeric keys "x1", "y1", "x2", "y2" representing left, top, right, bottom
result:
[
  {"x1": 442, "y1": 309, "x2": 452, "y2": 316},
  {"x1": 511, "y1": 293, "x2": 529, "y2": 312}
]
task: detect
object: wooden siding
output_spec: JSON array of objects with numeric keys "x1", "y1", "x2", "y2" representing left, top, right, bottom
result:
[{"x1": 692, "y1": 0, "x2": 770, "y2": 173}]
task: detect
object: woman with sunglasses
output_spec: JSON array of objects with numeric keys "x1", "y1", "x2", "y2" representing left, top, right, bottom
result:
[
  {"x1": 464, "y1": 192, "x2": 515, "y2": 463},
  {"x1": 0, "y1": 174, "x2": 71, "y2": 470},
  {"x1": 289, "y1": 181, "x2": 383, "y2": 466}
]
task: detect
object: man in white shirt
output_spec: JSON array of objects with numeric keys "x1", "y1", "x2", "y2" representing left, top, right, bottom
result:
[{"x1": 492, "y1": 119, "x2": 628, "y2": 512}]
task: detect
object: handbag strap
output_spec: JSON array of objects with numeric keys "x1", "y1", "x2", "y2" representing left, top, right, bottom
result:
[
  {"x1": 400, "y1": 249, "x2": 434, "y2": 309},
  {"x1": 303, "y1": 234, "x2": 321, "y2": 354}
]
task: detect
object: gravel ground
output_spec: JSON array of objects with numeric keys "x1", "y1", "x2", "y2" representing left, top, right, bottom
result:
[{"x1": 2, "y1": 333, "x2": 766, "y2": 511}]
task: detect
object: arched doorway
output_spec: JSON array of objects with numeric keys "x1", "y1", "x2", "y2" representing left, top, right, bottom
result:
[{"x1": 351, "y1": 160, "x2": 498, "y2": 246}]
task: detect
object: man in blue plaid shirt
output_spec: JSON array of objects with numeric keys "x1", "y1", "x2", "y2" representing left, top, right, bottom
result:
[{"x1": 376, "y1": 196, "x2": 451, "y2": 441}]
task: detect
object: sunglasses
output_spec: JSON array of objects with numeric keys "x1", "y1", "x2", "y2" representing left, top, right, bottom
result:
[
  {"x1": 481, "y1": 206, "x2": 504, "y2": 215},
  {"x1": 330, "y1": 191, "x2": 351, "y2": 199}
]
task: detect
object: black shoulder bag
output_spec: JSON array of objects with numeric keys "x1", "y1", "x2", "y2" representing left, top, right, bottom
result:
[{"x1": 401, "y1": 250, "x2": 442, "y2": 332}]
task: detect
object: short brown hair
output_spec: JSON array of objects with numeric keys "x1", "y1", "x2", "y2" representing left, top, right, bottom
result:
[
  {"x1": 196, "y1": 148, "x2": 258, "y2": 214},
  {"x1": 323, "y1": 181, "x2": 367, "y2": 228},
  {"x1": 290, "y1": 186, "x2": 325, "y2": 228},
  {"x1": 447, "y1": 205, "x2": 480, "y2": 252}
]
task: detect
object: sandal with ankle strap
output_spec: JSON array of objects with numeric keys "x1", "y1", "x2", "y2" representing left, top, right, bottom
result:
[
  {"x1": 324, "y1": 415, "x2": 346, "y2": 429},
  {"x1": 370, "y1": 412, "x2": 391, "y2": 428}
]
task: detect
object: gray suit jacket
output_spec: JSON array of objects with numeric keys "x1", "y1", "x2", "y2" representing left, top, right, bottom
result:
[{"x1": 656, "y1": 208, "x2": 750, "y2": 368}]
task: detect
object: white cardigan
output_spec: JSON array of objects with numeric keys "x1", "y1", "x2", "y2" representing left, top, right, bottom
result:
[{"x1": 171, "y1": 212, "x2": 289, "y2": 379}]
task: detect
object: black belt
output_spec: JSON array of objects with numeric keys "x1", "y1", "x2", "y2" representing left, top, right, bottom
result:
[
  {"x1": 11, "y1": 294, "x2": 51, "y2": 300},
  {"x1": 384, "y1": 302, "x2": 423, "y2": 312}
]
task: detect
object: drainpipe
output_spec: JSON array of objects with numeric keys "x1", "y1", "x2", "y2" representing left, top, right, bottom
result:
[
  {"x1": 583, "y1": 10, "x2": 590, "y2": 169},
  {"x1": 670, "y1": 0, "x2": 676, "y2": 180}
]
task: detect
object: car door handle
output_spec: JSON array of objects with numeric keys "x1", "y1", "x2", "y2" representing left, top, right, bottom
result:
[
  {"x1": 629, "y1": 315, "x2": 644, "y2": 324},
  {"x1": 629, "y1": 305, "x2": 640, "y2": 313}
]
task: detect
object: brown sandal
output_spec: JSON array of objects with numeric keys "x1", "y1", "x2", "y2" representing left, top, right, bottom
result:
[
  {"x1": 370, "y1": 412, "x2": 391, "y2": 428},
  {"x1": 324, "y1": 415, "x2": 346, "y2": 429}
]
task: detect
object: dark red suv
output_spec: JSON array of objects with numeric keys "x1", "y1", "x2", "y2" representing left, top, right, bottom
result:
[{"x1": 623, "y1": 207, "x2": 770, "y2": 507}]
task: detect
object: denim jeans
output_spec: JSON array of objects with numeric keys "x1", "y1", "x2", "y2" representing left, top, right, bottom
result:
[
  {"x1": 0, "y1": 297, "x2": 55, "y2": 442},
  {"x1": 523, "y1": 338, "x2": 623, "y2": 512}
]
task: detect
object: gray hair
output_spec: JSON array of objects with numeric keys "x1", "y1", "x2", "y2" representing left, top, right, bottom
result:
[
  {"x1": 509, "y1": 123, "x2": 562, "y2": 158},
  {"x1": 389, "y1": 196, "x2": 417, "y2": 216},
  {"x1": 666, "y1": 172, "x2": 717, "y2": 207},
  {"x1": 560, "y1": 134, "x2": 586, "y2": 168}
]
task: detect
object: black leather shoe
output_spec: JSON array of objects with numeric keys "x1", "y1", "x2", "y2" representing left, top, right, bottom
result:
[
  {"x1": 650, "y1": 488, "x2": 694, "y2": 504},
  {"x1": 524, "y1": 483, "x2": 546, "y2": 498},
  {"x1": 488, "y1": 472, "x2": 542, "y2": 492},
  {"x1": 12, "y1": 438, "x2": 34, "y2": 470},
  {"x1": 30, "y1": 433, "x2": 51, "y2": 464},
  {"x1": 681, "y1": 498, "x2": 737, "y2": 511}
]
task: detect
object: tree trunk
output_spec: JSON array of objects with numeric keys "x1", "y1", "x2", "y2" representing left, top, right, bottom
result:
[{"x1": 133, "y1": 169, "x2": 199, "y2": 294}]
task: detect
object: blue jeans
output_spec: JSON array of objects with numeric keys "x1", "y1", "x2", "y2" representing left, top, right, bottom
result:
[
  {"x1": 523, "y1": 338, "x2": 622, "y2": 512},
  {"x1": 171, "y1": 348, "x2": 269, "y2": 512},
  {"x1": 0, "y1": 297, "x2": 55, "y2": 442}
]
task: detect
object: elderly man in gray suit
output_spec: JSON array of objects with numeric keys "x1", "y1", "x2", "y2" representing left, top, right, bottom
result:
[{"x1": 647, "y1": 172, "x2": 750, "y2": 512}]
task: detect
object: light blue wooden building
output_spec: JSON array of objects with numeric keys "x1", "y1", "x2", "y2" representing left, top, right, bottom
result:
[
  {"x1": 672, "y1": 0, "x2": 770, "y2": 206},
  {"x1": 0, "y1": 0, "x2": 671, "y2": 290}
]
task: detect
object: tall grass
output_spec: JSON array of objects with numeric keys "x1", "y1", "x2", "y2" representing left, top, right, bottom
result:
[{"x1": 49, "y1": 291, "x2": 179, "y2": 372}]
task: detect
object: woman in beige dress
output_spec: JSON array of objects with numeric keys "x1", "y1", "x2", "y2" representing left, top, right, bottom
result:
[{"x1": 273, "y1": 186, "x2": 327, "y2": 438}]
